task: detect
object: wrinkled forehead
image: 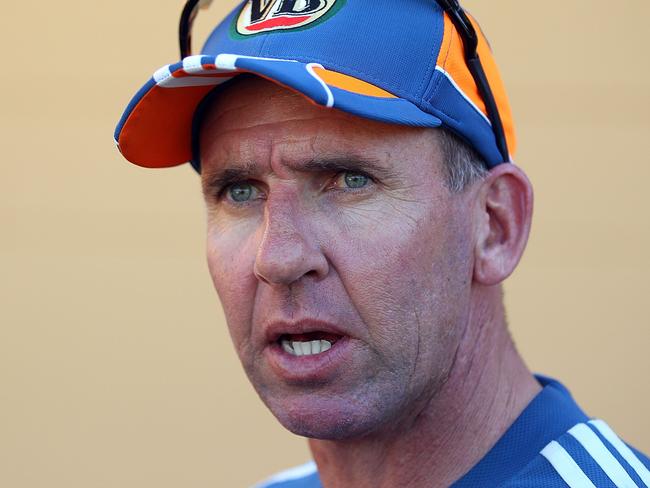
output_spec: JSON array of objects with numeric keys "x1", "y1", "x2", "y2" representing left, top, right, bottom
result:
[
  {"x1": 196, "y1": 75, "x2": 442, "y2": 173},
  {"x1": 199, "y1": 75, "x2": 343, "y2": 139}
]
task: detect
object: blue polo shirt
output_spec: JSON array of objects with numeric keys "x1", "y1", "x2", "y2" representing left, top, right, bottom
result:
[{"x1": 254, "y1": 375, "x2": 650, "y2": 487}]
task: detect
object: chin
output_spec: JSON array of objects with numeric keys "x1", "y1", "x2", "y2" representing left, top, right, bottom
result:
[{"x1": 262, "y1": 391, "x2": 396, "y2": 441}]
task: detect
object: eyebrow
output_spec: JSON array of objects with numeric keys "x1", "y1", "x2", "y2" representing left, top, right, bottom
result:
[
  {"x1": 303, "y1": 157, "x2": 398, "y2": 181},
  {"x1": 202, "y1": 157, "x2": 399, "y2": 194},
  {"x1": 202, "y1": 161, "x2": 258, "y2": 195}
]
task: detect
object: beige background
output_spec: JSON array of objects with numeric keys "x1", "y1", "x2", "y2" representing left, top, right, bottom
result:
[{"x1": 1, "y1": 1, "x2": 649, "y2": 486}]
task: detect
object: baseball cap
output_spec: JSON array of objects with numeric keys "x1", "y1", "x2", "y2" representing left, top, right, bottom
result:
[{"x1": 114, "y1": 0, "x2": 517, "y2": 172}]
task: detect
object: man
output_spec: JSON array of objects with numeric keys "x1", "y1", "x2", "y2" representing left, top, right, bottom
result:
[{"x1": 114, "y1": 0, "x2": 650, "y2": 486}]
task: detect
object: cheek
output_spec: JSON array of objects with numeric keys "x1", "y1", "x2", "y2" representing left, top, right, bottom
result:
[
  {"x1": 329, "y1": 199, "x2": 474, "y2": 356},
  {"x1": 206, "y1": 222, "x2": 258, "y2": 351}
]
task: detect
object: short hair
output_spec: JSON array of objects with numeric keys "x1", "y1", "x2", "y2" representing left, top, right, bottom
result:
[{"x1": 437, "y1": 128, "x2": 489, "y2": 193}]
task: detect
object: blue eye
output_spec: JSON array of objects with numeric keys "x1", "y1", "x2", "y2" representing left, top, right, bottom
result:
[
  {"x1": 343, "y1": 172, "x2": 370, "y2": 189},
  {"x1": 228, "y1": 183, "x2": 254, "y2": 202}
]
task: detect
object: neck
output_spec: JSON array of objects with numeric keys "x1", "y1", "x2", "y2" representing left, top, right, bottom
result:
[{"x1": 308, "y1": 285, "x2": 541, "y2": 488}]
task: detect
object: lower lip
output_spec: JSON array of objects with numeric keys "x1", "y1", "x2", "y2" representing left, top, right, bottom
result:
[{"x1": 265, "y1": 337, "x2": 351, "y2": 383}]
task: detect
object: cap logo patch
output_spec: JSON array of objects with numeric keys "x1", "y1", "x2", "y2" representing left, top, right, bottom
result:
[{"x1": 235, "y1": 0, "x2": 342, "y2": 36}]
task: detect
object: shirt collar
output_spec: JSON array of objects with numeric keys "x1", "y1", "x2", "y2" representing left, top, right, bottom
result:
[{"x1": 452, "y1": 374, "x2": 589, "y2": 487}]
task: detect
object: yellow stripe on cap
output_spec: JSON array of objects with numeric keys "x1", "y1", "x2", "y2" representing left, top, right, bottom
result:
[
  {"x1": 436, "y1": 12, "x2": 517, "y2": 158},
  {"x1": 312, "y1": 67, "x2": 397, "y2": 98}
]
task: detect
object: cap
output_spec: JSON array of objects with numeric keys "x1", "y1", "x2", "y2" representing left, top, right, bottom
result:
[{"x1": 114, "y1": 0, "x2": 516, "y2": 171}]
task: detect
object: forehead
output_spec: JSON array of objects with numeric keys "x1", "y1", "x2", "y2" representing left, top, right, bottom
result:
[
  {"x1": 197, "y1": 76, "x2": 442, "y2": 171},
  {"x1": 201, "y1": 75, "x2": 333, "y2": 131}
]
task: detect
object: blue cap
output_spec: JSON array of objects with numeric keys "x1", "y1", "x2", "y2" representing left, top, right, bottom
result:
[{"x1": 114, "y1": 0, "x2": 516, "y2": 170}]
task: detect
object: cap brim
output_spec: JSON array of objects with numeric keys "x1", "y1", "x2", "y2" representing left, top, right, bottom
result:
[{"x1": 114, "y1": 54, "x2": 443, "y2": 169}]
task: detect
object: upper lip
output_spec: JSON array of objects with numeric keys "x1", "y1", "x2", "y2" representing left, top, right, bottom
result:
[{"x1": 264, "y1": 319, "x2": 349, "y2": 343}]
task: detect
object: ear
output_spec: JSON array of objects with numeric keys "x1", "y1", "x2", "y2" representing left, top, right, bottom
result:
[{"x1": 472, "y1": 164, "x2": 534, "y2": 286}]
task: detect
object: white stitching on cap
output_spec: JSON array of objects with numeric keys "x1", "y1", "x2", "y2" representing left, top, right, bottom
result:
[
  {"x1": 215, "y1": 54, "x2": 240, "y2": 71},
  {"x1": 182, "y1": 55, "x2": 205, "y2": 74},
  {"x1": 434, "y1": 66, "x2": 490, "y2": 125},
  {"x1": 153, "y1": 65, "x2": 172, "y2": 84},
  {"x1": 306, "y1": 63, "x2": 334, "y2": 108}
]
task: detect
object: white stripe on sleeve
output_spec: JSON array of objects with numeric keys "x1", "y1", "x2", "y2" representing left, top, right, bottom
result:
[
  {"x1": 589, "y1": 420, "x2": 650, "y2": 488},
  {"x1": 541, "y1": 441, "x2": 598, "y2": 488},
  {"x1": 569, "y1": 423, "x2": 638, "y2": 487}
]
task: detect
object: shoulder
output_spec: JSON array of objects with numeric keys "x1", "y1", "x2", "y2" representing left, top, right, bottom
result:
[
  {"x1": 502, "y1": 419, "x2": 650, "y2": 487},
  {"x1": 252, "y1": 461, "x2": 321, "y2": 488}
]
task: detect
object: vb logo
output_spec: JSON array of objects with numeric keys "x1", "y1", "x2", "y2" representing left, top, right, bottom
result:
[{"x1": 235, "y1": 0, "x2": 343, "y2": 35}]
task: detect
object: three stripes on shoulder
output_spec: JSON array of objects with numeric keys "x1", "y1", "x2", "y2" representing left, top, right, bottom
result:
[{"x1": 541, "y1": 420, "x2": 650, "y2": 488}]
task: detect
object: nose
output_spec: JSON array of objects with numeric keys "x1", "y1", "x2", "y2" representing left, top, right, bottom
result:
[{"x1": 253, "y1": 198, "x2": 329, "y2": 286}]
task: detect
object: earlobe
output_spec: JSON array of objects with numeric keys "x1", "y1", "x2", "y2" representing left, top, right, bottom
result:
[{"x1": 473, "y1": 164, "x2": 534, "y2": 286}]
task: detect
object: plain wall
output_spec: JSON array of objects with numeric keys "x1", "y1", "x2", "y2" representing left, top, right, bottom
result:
[{"x1": 1, "y1": 1, "x2": 648, "y2": 486}]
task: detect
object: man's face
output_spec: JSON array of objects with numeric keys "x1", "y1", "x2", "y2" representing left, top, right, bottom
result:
[{"x1": 200, "y1": 77, "x2": 478, "y2": 440}]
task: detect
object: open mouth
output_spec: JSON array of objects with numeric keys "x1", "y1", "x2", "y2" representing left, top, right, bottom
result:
[{"x1": 278, "y1": 332, "x2": 342, "y2": 357}]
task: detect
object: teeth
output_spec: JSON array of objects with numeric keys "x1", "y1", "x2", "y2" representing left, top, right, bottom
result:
[{"x1": 282, "y1": 339, "x2": 333, "y2": 357}]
